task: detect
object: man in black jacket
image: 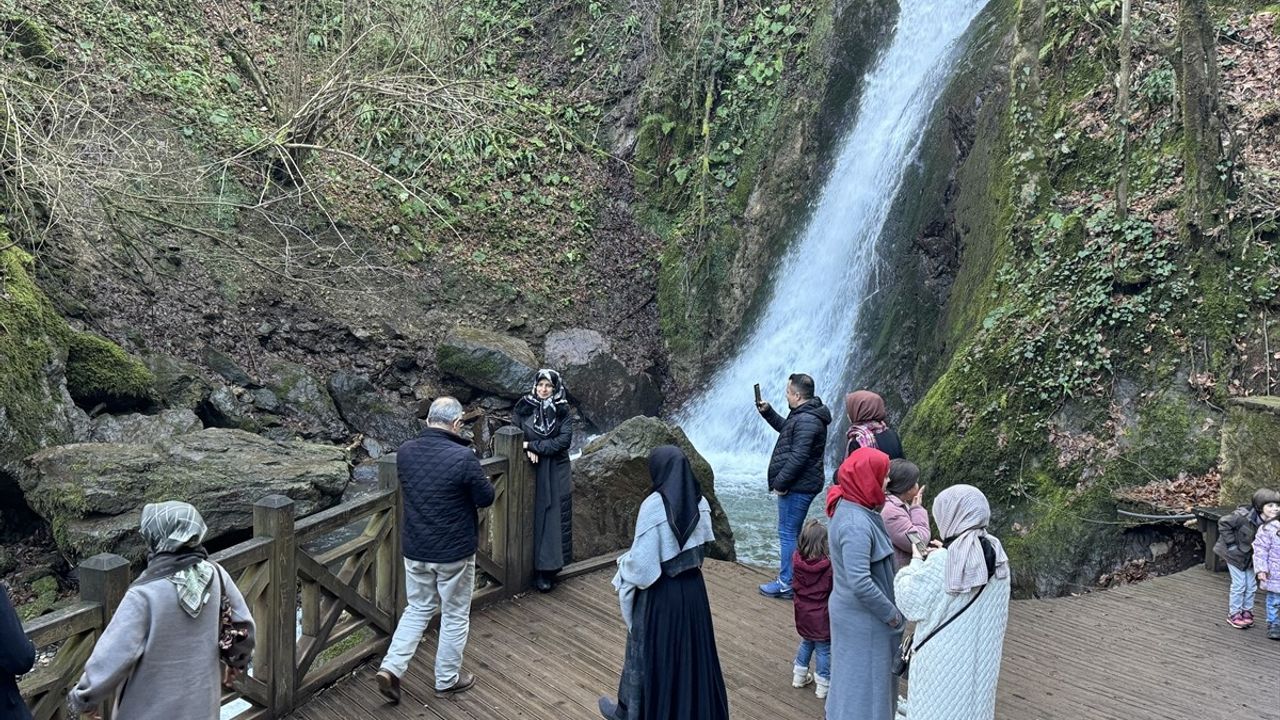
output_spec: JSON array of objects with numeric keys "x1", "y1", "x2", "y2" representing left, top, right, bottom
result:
[
  {"x1": 376, "y1": 397, "x2": 495, "y2": 704},
  {"x1": 756, "y1": 373, "x2": 832, "y2": 599}
]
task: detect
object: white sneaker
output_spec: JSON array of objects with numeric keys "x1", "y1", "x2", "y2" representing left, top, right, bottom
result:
[
  {"x1": 815, "y1": 676, "x2": 830, "y2": 699},
  {"x1": 792, "y1": 664, "x2": 813, "y2": 688}
]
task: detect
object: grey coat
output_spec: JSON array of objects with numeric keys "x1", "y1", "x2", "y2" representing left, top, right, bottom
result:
[
  {"x1": 68, "y1": 563, "x2": 255, "y2": 719},
  {"x1": 825, "y1": 501, "x2": 903, "y2": 720}
]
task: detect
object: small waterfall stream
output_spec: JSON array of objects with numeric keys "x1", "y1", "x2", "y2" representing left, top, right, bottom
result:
[{"x1": 678, "y1": 0, "x2": 992, "y2": 565}]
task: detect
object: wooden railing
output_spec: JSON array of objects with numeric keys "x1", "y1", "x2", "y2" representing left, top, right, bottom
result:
[{"x1": 19, "y1": 426, "x2": 533, "y2": 719}]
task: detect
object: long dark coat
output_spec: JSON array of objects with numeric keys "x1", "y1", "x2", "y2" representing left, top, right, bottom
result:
[{"x1": 513, "y1": 404, "x2": 574, "y2": 571}]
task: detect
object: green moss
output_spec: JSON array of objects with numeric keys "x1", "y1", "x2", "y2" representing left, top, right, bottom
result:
[
  {"x1": 1105, "y1": 397, "x2": 1219, "y2": 490},
  {"x1": 0, "y1": 244, "x2": 73, "y2": 455},
  {"x1": 65, "y1": 332, "x2": 155, "y2": 411},
  {"x1": 1220, "y1": 398, "x2": 1280, "y2": 505},
  {"x1": 18, "y1": 575, "x2": 60, "y2": 620}
]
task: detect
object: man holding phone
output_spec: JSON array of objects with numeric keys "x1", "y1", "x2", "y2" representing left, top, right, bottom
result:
[{"x1": 755, "y1": 373, "x2": 832, "y2": 599}]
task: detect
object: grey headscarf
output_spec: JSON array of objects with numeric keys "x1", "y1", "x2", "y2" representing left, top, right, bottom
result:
[
  {"x1": 933, "y1": 485, "x2": 1010, "y2": 594},
  {"x1": 135, "y1": 501, "x2": 215, "y2": 618}
]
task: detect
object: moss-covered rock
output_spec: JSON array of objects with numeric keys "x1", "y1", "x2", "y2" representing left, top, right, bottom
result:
[
  {"x1": 145, "y1": 354, "x2": 213, "y2": 412},
  {"x1": 436, "y1": 326, "x2": 538, "y2": 399},
  {"x1": 574, "y1": 416, "x2": 735, "y2": 562},
  {"x1": 65, "y1": 332, "x2": 155, "y2": 411},
  {"x1": 20, "y1": 428, "x2": 349, "y2": 563},
  {"x1": 0, "y1": 245, "x2": 83, "y2": 530},
  {"x1": 1220, "y1": 397, "x2": 1280, "y2": 505}
]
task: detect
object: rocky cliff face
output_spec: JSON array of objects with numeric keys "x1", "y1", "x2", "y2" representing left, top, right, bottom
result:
[{"x1": 855, "y1": 0, "x2": 1280, "y2": 595}]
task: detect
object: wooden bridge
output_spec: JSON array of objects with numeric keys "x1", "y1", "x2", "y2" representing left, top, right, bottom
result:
[{"x1": 19, "y1": 426, "x2": 1278, "y2": 719}]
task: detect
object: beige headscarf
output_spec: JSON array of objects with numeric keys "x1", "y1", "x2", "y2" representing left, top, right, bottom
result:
[{"x1": 933, "y1": 485, "x2": 1009, "y2": 594}]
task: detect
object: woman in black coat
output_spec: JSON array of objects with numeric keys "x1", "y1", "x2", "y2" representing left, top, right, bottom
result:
[
  {"x1": 1, "y1": 582, "x2": 35, "y2": 720},
  {"x1": 512, "y1": 368, "x2": 574, "y2": 592}
]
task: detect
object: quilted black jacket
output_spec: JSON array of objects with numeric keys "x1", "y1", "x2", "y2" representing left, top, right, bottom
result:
[
  {"x1": 397, "y1": 427, "x2": 496, "y2": 563},
  {"x1": 762, "y1": 397, "x2": 832, "y2": 495}
]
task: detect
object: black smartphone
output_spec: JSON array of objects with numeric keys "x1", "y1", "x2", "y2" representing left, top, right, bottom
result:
[{"x1": 753, "y1": 383, "x2": 762, "y2": 404}]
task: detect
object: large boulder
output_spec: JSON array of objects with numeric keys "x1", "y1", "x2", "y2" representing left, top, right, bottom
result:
[
  {"x1": 0, "y1": 247, "x2": 87, "y2": 531},
  {"x1": 545, "y1": 329, "x2": 662, "y2": 431},
  {"x1": 20, "y1": 428, "x2": 349, "y2": 563},
  {"x1": 572, "y1": 416, "x2": 735, "y2": 561},
  {"x1": 144, "y1": 354, "x2": 213, "y2": 412},
  {"x1": 328, "y1": 371, "x2": 421, "y2": 450},
  {"x1": 261, "y1": 359, "x2": 348, "y2": 441},
  {"x1": 436, "y1": 326, "x2": 538, "y2": 398},
  {"x1": 89, "y1": 409, "x2": 202, "y2": 444},
  {"x1": 1220, "y1": 397, "x2": 1280, "y2": 505},
  {"x1": 65, "y1": 332, "x2": 156, "y2": 411}
]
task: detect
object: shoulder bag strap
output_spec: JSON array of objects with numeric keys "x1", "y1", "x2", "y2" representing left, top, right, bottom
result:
[{"x1": 910, "y1": 581, "x2": 986, "y2": 655}]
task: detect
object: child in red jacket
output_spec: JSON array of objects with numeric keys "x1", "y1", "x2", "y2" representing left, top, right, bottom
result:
[{"x1": 791, "y1": 519, "x2": 832, "y2": 698}]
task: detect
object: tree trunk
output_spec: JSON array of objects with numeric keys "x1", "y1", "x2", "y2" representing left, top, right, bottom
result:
[
  {"x1": 1178, "y1": 0, "x2": 1225, "y2": 245},
  {"x1": 1116, "y1": 0, "x2": 1132, "y2": 221}
]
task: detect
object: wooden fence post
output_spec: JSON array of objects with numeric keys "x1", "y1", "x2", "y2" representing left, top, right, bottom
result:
[
  {"x1": 78, "y1": 553, "x2": 130, "y2": 720},
  {"x1": 79, "y1": 553, "x2": 131, "y2": 620},
  {"x1": 494, "y1": 427, "x2": 534, "y2": 593},
  {"x1": 254, "y1": 495, "x2": 296, "y2": 716},
  {"x1": 377, "y1": 454, "x2": 405, "y2": 619}
]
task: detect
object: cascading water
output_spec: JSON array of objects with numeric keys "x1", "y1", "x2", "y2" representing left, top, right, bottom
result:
[{"x1": 679, "y1": 0, "x2": 991, "y2": 565}]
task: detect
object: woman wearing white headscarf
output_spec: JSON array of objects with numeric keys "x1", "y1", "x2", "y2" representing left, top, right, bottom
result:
[
  {"x1": 68, "y1": 501, "x2": 254, "y2": 719},
  {"x1": 892, "y1": 485, "x2": 1010, "y2": 720}
]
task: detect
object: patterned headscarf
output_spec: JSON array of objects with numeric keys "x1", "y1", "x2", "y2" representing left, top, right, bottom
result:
[
  {"x1": 137, "y1": 501, "x2": 215, "y2": 618},
  {"x1": 933, "y1": 485, "x2": 1010, "y2": 594},
  {"x1": 524, "y1": 368, "x2": 569, "y2": 436},
  {"x1": 845, "y1": 391, "x2": 888, "y2": 451}
]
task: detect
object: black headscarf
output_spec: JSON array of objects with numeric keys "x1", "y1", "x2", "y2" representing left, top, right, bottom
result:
[
  {"x1": 648, "y1": 445, "x2": 703, "y2": 548},
  {"x1": 518, "y1": 368, "x2": 569, "y2": 436}
]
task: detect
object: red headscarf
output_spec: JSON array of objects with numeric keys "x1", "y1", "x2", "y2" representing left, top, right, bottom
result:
[{"x1": 826, "y1": 447, "x2": 891, "y2": 516}]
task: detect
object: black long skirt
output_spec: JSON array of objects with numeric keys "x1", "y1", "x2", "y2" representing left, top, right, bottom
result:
[{"x1": 612, "y1": 566, "x2": 730, "y2": 720}]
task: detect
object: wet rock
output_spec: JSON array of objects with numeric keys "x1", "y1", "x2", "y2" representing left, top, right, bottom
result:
[
  {"x1": 328, "y1": 371, "x2": 421, "y2": 450},
  {"x1": 545, "y1": 328, "x2": 662, "y2": 431},
  {"x1": 260, "y1": 359, "x2": 348, "y2": 441},
  {"x1": 200, "y1": 385, "x2": 260, "y2": 432},
  {"x1": 200, "y1": 346, "x2": 253, "y2": 387},
  {"x1": 144, "y1": 354, "x2": 213, "y2": 412},
  {"x1": 89, "y1": 409, "x2": 202, "y2": 444},
  {"x1": 436, "y1": 326, "x2": 538, "y2": 399},
  {"x1": 572, "y1": 416, "x2": 735, "y2": 561},
  {"x1": 21, "y1": 428, "x2": 349, "y2": 563},
  {"x1": 250, "y1": 388, "x2": 280, "y2": 413}
]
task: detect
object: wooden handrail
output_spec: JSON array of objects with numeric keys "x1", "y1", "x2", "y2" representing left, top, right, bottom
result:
[{"x1": 19, "y1": 427, "x2": 532, "y2": 720}]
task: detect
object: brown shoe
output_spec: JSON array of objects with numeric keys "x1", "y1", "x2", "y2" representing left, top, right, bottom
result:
[
  {"x1": 434, "y1": 672, "x2": 476, "y2": 698},
  {"x1": 376, "y1": 669, "x2": 401, "y2": 704}
]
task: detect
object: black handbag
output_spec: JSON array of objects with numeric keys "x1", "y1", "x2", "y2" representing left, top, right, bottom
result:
[{"x1": 892, "y1": 582, "x2": 986, "y2": 679}]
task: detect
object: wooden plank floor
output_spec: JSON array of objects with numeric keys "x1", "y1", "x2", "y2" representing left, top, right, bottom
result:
[
  {"x1": 290, "y1": 562, "x2": 1278, "y2": 720},
  {"x1": 998, "y1": 566, "x2": 1277, "y2": 720},
  {"x1": 288, "y1": 561, "x2": 823, "y2": 720}
]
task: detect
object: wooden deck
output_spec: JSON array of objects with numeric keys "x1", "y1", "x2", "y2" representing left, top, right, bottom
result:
[{"x1": 288, "y1": 562, "x2": 1277, "y2": 720}]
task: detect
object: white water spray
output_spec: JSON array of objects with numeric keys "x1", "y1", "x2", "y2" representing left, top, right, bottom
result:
[{"x1": 679, "y1": 0, "x2": 991, "y2": 563}]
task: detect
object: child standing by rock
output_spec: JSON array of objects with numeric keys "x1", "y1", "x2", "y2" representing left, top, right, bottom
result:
[
  {"x1": 1216, "y1": 489, "x2": 1280, "y2": 628},
  {"x1": 1250, "y1": 494, "x2": 1280, "y2": 639},
  {"x1": 791, "y1": 519, "x2": 833, "y2": 699}
]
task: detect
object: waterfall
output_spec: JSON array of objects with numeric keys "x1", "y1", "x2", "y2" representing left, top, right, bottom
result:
[{"x1": 678, "y1": 0, "x2": 991, "y2": 564}]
